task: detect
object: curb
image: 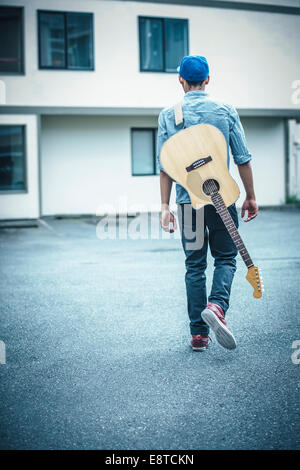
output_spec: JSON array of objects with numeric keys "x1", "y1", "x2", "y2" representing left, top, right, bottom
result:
[{"x1": 0, "y1": 205, "x2": 299, "y2": 228}]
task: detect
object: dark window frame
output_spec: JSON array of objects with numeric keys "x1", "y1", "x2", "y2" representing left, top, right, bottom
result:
[
  {"x1": 37, "y1": 9, "x2": 94, "y2": 71},
  {"x1": 0, "y1": 124, "x2": 27, "y2": 194},
  {"x1": 131, "y1": 128, "x2": 159, "y2": 177},
  {"x1": 138, "y1": 16, "x2": 189, "y2": 73},
  {"x1": 0, "y1": 6, "x2": 25, "y2": 75}
]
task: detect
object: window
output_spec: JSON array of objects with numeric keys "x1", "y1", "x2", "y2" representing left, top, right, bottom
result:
[
  {"x1": 131, "y1": 129, "x2": 159, "y2": 176},
  {"x1": 0, "y1": 7, "x2": 24, "y2": 74},
  {"x1": 139, "y1": 17, "x2": 188, "y2": 73},
  {"x1": 0, "y1": 126, "x2": 26, "y2": 192},
  {"x1": 38, "y1": 10, "x2": 94, "y2": 70}
]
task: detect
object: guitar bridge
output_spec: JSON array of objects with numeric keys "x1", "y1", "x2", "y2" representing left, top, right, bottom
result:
[{"x1": 186, "y1": 156, "x2": 212, "y2": 172}]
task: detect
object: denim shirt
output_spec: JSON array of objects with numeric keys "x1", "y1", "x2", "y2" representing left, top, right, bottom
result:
[{"x1": 156, "y1": 90, "x2": 252, "y2": 204}]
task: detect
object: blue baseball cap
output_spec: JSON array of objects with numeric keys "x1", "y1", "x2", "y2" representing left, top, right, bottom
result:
[{"x1": 177, "y1": 55, "x2": 209, "y2": 82}]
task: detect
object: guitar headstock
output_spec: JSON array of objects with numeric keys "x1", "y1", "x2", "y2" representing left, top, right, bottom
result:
[{"x1": 246, "y1": 265, "x2": 264, "y2": 298}]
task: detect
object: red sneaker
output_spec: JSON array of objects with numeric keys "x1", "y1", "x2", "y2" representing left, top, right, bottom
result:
[
  {"x1": 190, "y1": 334, "x2": 211, "y2": 351},
  {"x1": 201, "y1": 302, "x2": 237, "y2": 350}
]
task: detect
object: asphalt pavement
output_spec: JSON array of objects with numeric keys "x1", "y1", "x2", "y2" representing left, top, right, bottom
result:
[{"x1": 0, "y1": 210, "x2": 299, "y2": 449}]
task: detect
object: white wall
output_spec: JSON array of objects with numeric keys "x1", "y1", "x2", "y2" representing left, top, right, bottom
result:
[
  {"x1": 40, "y1": 115, "x2": 161, "y2": 215},
  {"x1": 0, "y1": 114, "x2": 39, "y2": 219},
  {"x1": 231, "y1": 117, "x2": 285, "y2": 206},
  {"x1": 288, "y1": 119, "x2": 300, "y2": 199},
  {"x1": 1, "y1": 0, "x2": 300, "y2": 111},
  {"x1": 41, "y1": 114, "x2": 285, "y2": 216}
]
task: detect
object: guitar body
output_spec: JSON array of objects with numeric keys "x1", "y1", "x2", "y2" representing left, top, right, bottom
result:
[{"x1": 161, "y1": 123, "x2": 239, "y2": 209}]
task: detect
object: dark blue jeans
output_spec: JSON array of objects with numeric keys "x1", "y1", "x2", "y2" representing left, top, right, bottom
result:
[{"x1": 178, "y1": 203, "x2": 239, "y2": 336}]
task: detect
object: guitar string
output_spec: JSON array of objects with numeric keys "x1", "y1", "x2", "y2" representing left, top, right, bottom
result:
[
  {"x1": 208, "y1": 179, "x2": 251, "y2": 263},
  {"x1": 204, "y1": 178, "x2": 265, "y2": 298},
  {"x1": 205, "y1": 178, "x2": 253, "y2": 267},
  {"x1": 204, "y1": 177, "x2": 266, "y2": 312}
]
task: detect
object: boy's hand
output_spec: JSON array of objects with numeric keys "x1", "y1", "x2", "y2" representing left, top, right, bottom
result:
[
  {"x1": 241, "y1": 198, "x2": 258, "y2": 222},
  {"x1": 161, "y1": 209, "x2": 177, "y2": 233}
]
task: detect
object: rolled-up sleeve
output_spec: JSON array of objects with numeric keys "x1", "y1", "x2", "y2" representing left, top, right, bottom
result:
[
  {"x1": 156, "y1": 111, "x2": 169, "y2": 172},
  {"x1": 228, "y1": 107, "x2": 252, "y2": 165}
]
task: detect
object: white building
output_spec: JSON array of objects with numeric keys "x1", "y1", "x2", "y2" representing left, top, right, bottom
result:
[{"x1": 0, "y1": 0, "x2": 300, "y2": 219}]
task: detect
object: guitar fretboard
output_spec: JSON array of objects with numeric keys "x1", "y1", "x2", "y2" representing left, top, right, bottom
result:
[{"x1": 210, "y1": 192, "x2": 254, "y2": 268}]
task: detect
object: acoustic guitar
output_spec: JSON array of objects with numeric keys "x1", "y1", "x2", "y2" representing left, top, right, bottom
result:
[{"x1": 161, "y1": 123, "x2": 263, "y2": 299}]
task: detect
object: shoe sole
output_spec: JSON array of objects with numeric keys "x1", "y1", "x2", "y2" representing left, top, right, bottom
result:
[
  {"x1": 201, "y1": 309, "x2": 237, "y2": 350},
  {"x1": 190, "y1": 345, "x2": 207, "y2": 351}
]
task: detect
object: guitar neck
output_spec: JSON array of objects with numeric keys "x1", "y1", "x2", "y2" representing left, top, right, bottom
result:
[{"x1": 210, "y1": 192, "x2": 254, "y2": 269}]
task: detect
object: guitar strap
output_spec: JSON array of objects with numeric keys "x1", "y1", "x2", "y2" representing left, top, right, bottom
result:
[
  {"x1": 174, "y1": 100, "x2": 185, "y2": 128},
  {"x1": 174, "y1": 100, "x2": 204, "y2": 247}
]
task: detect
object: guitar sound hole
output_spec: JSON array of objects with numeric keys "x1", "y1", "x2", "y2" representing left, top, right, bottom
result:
[{"x1": 203, "y1": 179, "x2": 220, "y2": 196}]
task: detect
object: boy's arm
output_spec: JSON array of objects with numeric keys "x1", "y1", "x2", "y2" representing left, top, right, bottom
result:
[
  {"x1": 160, "y1": 170, "x2": 173, "y2": 210},
  {"x1": 237, "y1": 162, "x2": 258, "y2": 222},
  {"x1": 157, "y1": 111, "x2": 177, "y2": 232},
  {"x1": 160, "y1": 170, "x2": 177, "y2": 232},
  {"x1": 229, "y1": 107, "x2": 258, "y2": 222}
]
